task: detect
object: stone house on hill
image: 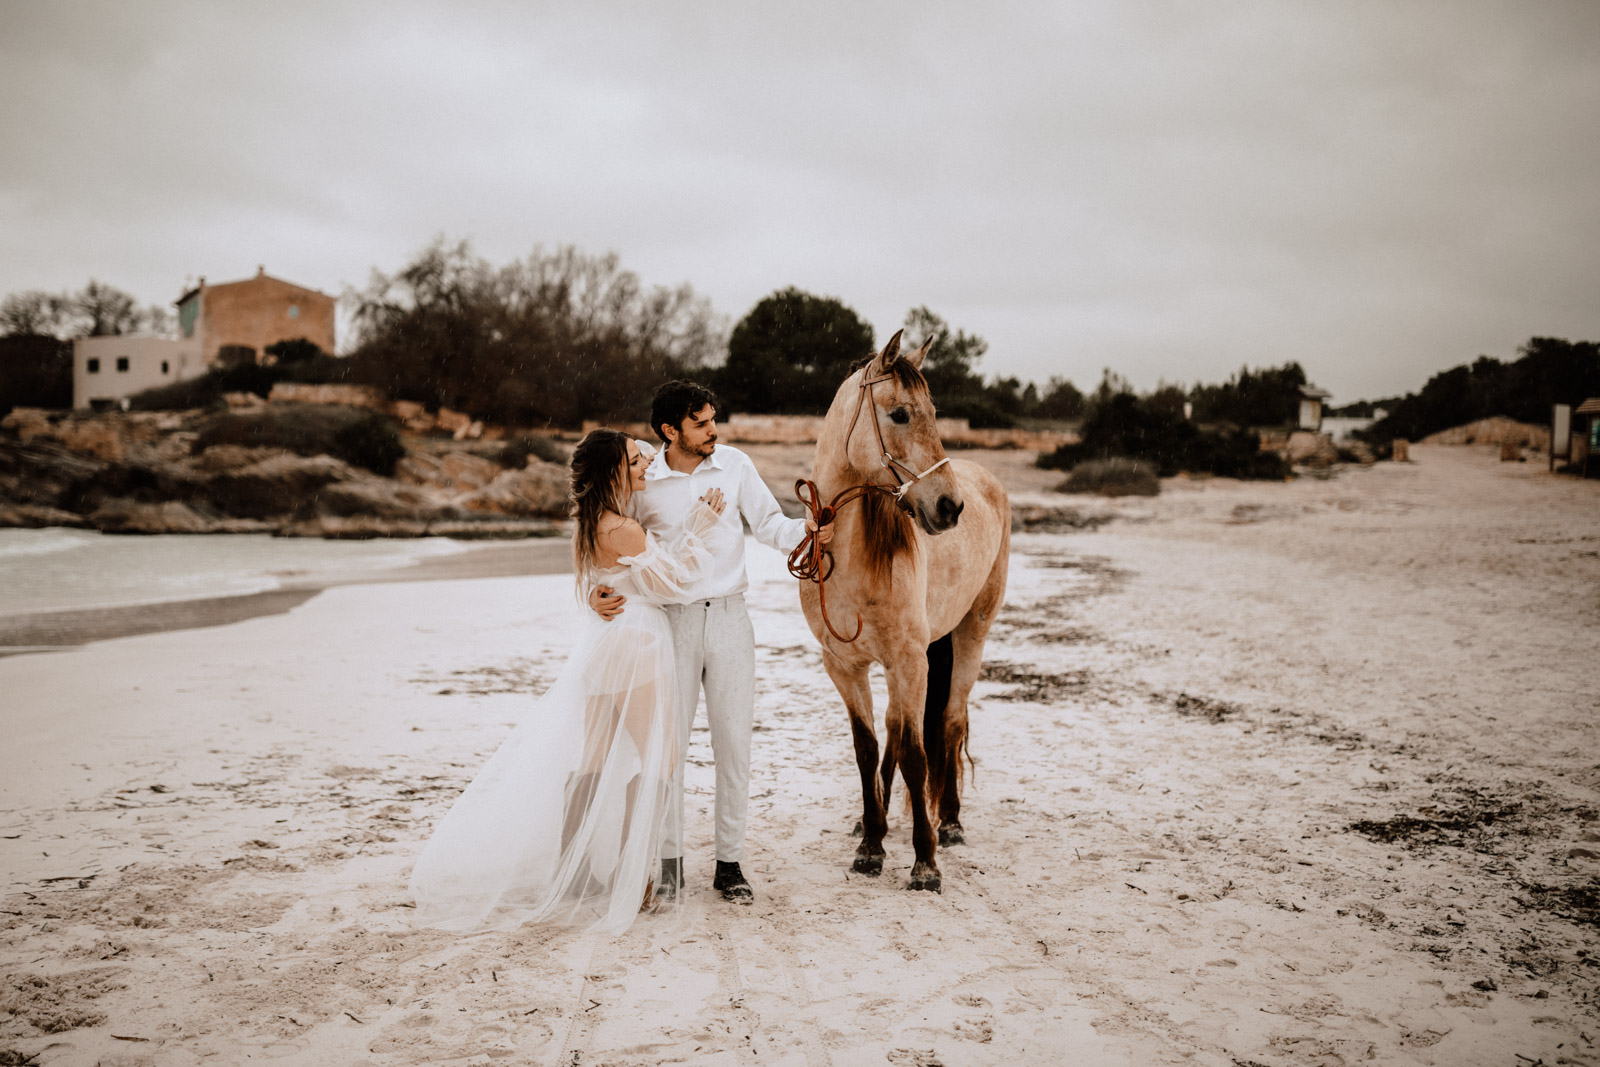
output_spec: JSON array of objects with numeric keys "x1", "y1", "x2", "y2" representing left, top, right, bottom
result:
[
  {"x1": 176, "y1": 267, "x2": 336, "y2": 367},
  {"x1": 73, "y1": 267, "x2": 336, "y2": 409}
]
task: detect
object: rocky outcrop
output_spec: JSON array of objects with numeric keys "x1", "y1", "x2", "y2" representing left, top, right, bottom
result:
[
  {"x1": 1422, "y1": 417, "x2": 1550, "y2": 451},
  {"x1": 88, "y1": 500, "x2": 274, "y2": 535},
  {"x1": 0, "y1": 439, "x2": 108, "y2": 507},
  {"x1": 1286, "y1": 431, "x2": 1339, "y2": 467},
  {"x1": 204, "y1": 453, "x2": 357, "y2": 519},
  {"x1": 455, "y1": 462, "x2": 569, "y2": 517},
  {"x1": 1, "y1": 410, "x2": 571, "y2": 537},
  {"x1": 395, "y1": 450, "x2": 503, "y2": 492},
  {"x1": 0, "y1": 500, "x2": 90, "y2": 528},
  {"x1": 267, "y1": 382, "x2": 388, "y2": 409},
  {"x1": 1, "y1": 408, "x2": 191, "y2": 464},
  {"x1": 316, "y1": 477, "x2": 459, "y2": 521}
]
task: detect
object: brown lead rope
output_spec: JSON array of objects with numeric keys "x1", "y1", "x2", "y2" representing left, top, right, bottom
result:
[{"x1": 787, "y1": 477, "x2": 899, "y2": 643}]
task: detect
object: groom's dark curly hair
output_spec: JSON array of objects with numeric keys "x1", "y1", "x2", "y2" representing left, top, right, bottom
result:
[{"x1": 650, "y1": 379, "x2": 719, "y2": 443}]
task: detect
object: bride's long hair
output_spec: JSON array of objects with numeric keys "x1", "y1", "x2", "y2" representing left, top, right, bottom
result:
[{"x1": 569, "y1": 428, "x2": 634, "y2": 581}]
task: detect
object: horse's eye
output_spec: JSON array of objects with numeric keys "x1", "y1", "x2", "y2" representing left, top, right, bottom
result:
[{"x1": 889, "y1": 407, "x2": 910, "y2": 425}]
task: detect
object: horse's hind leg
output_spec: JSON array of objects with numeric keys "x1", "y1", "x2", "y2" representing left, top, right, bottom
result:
[
  {"x1": 879, "y1": 737, "x2": 898, "y2": 817},
  {"x1": 824, "y1": 652, "x2": 885, "y2": 876},
  {"x1": 923, "y1": 632, "x2": 957, "y2": 845},
  {"x1": 938, "y1": 535, "x2": 1010, "y2": 847}
]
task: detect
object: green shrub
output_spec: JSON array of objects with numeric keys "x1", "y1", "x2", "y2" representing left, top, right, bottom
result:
[
  {"x1": 128, "y1": 362, "x2": 286, "y2": 411},
  {"x1": 499, "y1": 434, "x2": 571, "y2": 468},
  {"x1": 192, "y1": 404, "x2": 406, "y2": 475},
  {"x1": 128, "y1": 351, "x2": 358, "y2": 412},
  {"x1": 264, "y1": 338, "x2": 325, "y2": 365},
  {"x1": 332, "y1": 411, "x2": 406, "y2": 476},
  {"x1": 125, "y1": 374, "x2": 227, "y2": 412},
  {"x1": 1038, "y1": 392, "x2": 1289, "y2": 480},
  {"x1": 1060, "y1": 457, "x2": 1159, "y2": 496},
  {"x1": 279, "y1": 353, "x2": 353, "y2": 385}
]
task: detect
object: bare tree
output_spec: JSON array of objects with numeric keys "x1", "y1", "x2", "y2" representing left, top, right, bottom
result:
[
  {"x1": 142, "y1": 303, "x2": 176, "y2": 336},
  {"x1": 72, "y1": 280, "x2": 142, "y2": 336},
  {"x1": 347, "y1": 238, "x2": 723, "y2": 425},
  {"x1": 0, "y1": 290, "x2": 69, "y2": 336}
]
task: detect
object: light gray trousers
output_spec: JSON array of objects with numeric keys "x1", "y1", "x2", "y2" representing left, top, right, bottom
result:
[{"x1": 661, "y1": 594, "x2": 755, "y2": 864}]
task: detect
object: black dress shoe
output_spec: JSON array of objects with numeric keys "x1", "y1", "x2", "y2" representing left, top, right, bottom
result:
[
  {"x1": 713, "y1": 860, "x2": 753, "y2": 904},
  {"x1": 658, "y1": 857, "x2": 683, "y2": 902}
]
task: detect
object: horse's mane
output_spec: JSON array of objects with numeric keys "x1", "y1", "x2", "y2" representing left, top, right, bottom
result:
[
  {"x1": 857, "y1": 485, "x2": 916, "y2": 587},
  {"x1": 844, "y1": 353, "x2": 928, "y2": 585},
  {"x1": 851, "y1": 352, "x2": 931, "y2": 396}
]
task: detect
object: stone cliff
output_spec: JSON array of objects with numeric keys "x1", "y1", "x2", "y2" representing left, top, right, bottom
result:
[{"x1": 0, "y1": 408, "x2": 569, "y2": 538}]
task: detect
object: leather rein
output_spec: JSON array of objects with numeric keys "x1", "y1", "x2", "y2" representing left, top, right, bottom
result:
[{"x1": 787, "y1": 368, "x2": 952, "y2": 643}]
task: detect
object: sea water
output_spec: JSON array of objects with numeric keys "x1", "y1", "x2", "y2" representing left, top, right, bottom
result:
[{"x1": 0, "y1": 528, "x2": 470, "y2": 616}]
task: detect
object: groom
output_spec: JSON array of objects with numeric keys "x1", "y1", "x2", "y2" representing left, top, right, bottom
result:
[{"x1": 589, "y1": 379, "x2": 831, "y2": 904}]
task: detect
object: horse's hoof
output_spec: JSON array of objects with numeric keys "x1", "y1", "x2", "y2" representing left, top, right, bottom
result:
[
  {"x1": 938, "y1": 823, "x2": 965, "y2": 847},
  {"x1": 852, "y1": 848, "x2": 884, "y2": 876},
  {"x1": 851, "y1": 819, "x2": 864, "y2": 838},
  {"x1": 907, "y1": 864, "x2": 942, "y2": 894}
]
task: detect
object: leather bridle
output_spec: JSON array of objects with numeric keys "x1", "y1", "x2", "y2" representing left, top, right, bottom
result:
[
  {"x1": 843, "y1": 369, "x2": 951, "y2": 499},
  {"x1": 788, "y1": 364, "x2": 952, "y2": 643}
]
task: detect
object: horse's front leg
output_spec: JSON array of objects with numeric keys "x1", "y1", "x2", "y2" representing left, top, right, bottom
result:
[
  {"x1": 823, "y1": 651, "x2": 885, "y2": 876},
  {"x1": 885, "y1": 652, "x2": 939, "y2": 893}
]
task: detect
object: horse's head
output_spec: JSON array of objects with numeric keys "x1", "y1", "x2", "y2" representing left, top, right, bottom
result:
[{"x1": 837, "y1": 329, "x2": 965, "y2": 535}]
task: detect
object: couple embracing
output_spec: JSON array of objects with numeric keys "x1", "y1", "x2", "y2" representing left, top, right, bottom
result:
[{"x1": 409, "y1": 380, "x2": 832, "y2": 934}]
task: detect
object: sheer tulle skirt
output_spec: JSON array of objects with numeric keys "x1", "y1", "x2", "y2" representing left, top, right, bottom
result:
[{"x1": 409, "y1": 603, "x2": 681, "y2": 935}]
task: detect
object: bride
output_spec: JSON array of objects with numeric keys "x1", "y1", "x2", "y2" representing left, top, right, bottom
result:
[{"x1": 409, "y1": 428, "x2": 724, "y2": 935}]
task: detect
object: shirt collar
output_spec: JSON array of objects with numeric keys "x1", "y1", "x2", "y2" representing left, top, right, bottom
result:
[{"x1": 644, "y1": 443, "x2": 726, "y2": 480}]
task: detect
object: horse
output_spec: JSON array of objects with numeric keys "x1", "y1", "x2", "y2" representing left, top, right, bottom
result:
[{"x1": 794, "y1": 329, "x2": 1010, "y2": 893}]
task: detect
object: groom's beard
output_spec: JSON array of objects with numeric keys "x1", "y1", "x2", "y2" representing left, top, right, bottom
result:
[{"x1": 674, "y1": 437, "x2": 716, "y2": 461}]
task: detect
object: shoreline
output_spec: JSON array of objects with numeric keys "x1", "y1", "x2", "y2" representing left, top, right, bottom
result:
[{"x1": 0, "y1": 537, "x2": 574, "y2": 655}]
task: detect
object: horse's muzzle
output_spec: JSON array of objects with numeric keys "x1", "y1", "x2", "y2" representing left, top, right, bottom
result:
[{"x1": 919, "y1": 494, "x2": 964, "y2": 534}]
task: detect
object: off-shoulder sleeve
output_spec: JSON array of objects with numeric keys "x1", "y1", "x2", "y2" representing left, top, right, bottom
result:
[{"x1": 616, "y1": 499, "x2": 720, "y2": 602}]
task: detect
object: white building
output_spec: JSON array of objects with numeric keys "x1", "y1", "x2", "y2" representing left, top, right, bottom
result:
[
  {"x1": 73, "y1": 335, "x2": 203, "y2": 410},
  {"x1": 1297, "y1": 386, "x2": 1332, "y2": 431}
]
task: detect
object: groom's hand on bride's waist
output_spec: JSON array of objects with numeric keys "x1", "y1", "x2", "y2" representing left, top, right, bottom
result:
[{"x1": 590, "y1": 584, "x2": 626, "y2": 621}]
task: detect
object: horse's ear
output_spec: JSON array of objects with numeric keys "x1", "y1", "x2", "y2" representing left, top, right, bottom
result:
[
  {"x1": 877, "y1": 329, "x2": 904, "y2": 371},
  {"x1": 904, "y1": 332, "x2": 933, "y2": 370}
]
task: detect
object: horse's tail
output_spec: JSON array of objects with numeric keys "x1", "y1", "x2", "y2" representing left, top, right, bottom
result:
[{"x1": 921, "y1": 631, "x2": 957, "y2": 819}]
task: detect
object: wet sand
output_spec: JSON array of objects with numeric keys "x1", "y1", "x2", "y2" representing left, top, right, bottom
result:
[{"x1": 0, "y1": 538, "x2": 574, "y2": 655}]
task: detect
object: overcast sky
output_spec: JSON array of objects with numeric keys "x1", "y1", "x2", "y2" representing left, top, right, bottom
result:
[{"x1": 2, "y1": 1, "x2": 1596, "y2": 402}]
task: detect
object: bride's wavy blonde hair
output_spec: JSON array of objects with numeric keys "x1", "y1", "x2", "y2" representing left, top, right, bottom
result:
[{"x1": 569, "y1": 428, "x2": 634, "y2": 582}]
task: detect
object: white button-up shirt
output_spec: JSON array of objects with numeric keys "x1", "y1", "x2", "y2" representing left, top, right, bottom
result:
[{"x1": 630, "y1": 443, "x2": 806, "y2": 602}]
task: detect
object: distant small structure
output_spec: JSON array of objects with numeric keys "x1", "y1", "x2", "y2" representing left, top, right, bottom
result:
[
  {"x1": 1297, "y1": 386, "x2": 1332, "y2": 431},
  {"x1": 73, "y1": 267, "x2": 335, "y2": 409},
  {"x1": 1320, "y1": 415, "x2": 1375, "y2": 442},
  {"x1": 1568, "y1": 398, "x2": 1600, "y2": 477}
]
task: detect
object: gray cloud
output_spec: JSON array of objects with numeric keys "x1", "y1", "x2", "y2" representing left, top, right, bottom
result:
[{"x1": 2, "y1": 0, "x2": 1596, "y2": 402}]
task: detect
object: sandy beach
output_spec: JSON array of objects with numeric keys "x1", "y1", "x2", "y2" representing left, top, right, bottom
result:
[{"x1": 2, "y1": 444, "x2": 1597, "y2": 1066}]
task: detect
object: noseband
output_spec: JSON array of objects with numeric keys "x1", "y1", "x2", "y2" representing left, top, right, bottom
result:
[{"x1": 788, "y1": 366, "x2": 953, "y2": 643}]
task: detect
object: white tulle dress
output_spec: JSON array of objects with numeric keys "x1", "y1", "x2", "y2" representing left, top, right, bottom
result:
[{"x1": 409, "y1": 499, "x2": 721, "y2": 935}]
